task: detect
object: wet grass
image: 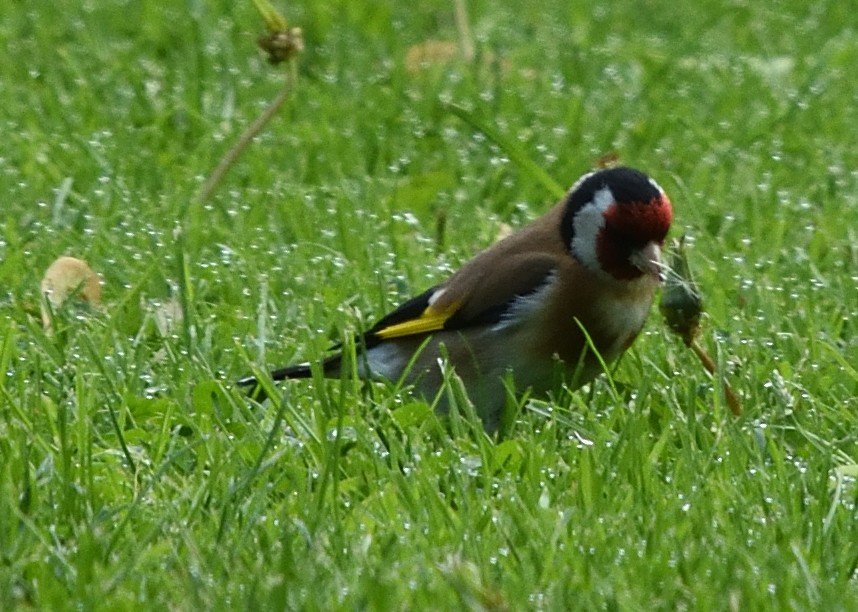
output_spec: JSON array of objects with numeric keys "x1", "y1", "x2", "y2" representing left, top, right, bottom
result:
[{"x1": 2, "y1": 0, "x2": 858, "y2": 608}]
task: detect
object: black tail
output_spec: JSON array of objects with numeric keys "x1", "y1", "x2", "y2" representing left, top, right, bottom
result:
[
  {"x1": 237, "y1": 356, "x2": 342, "y2": 402},
  {"x1": 269, "y1": 362, "x2": 314, "y2": 381}
]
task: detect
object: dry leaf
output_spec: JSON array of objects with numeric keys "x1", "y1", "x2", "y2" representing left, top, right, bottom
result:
[
  {"x1": 594, "y1": 152, "x2": 621, "y2": 169},
  {"x1": 40, "y1": 256, "x2": 102, "y2": 328},
  {"x1": 405, "y1": 39, "x2": 514, "y2": 74},
  {"x1": 494, "y1": 222, "x2": 513, "y2": 242},
  {"x1": 152, "y1": 298, "x2": 184, "y2": 337},
  {"x1": 405, "y1": 40, "x2": 460, "y2": 72}
]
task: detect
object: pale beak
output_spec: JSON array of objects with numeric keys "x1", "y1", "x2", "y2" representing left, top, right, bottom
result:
[{"x1": 630, "y1": 241, "x2": 663, "y2": 280}]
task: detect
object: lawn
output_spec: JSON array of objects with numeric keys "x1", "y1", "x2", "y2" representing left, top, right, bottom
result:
[{"x1": 1, "y1": 0, "x2": 857, "y2": 609}]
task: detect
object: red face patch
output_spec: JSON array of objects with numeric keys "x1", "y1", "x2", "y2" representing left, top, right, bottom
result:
[
  {"x1": 597, "y1": 194, "x2": 673, "y2": 280},
  {"x1": 602, "y1": 194, "x2": 673, "y2": 244}
]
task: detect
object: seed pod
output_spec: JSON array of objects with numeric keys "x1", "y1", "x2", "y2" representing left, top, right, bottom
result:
[
  {"x1": 659, "y1": 236, "x2": 703, "y2": 347},
  {"x1": 659, "y1": 238, "x2": 742, "y2": 416}
]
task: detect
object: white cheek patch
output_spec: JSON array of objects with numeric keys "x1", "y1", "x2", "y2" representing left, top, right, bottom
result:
[{"x1": 570, "y1": 186, "x2": 614, "y2": 273}]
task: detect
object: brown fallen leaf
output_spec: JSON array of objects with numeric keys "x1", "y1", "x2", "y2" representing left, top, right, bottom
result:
[
  {"x1": 40, "y1": 256, "x2": 102, "y2": 328},
  {"x1": 405, "y1": 40, "x2": 461, "y2": 72},
  {"x1": 594, "y1": 152, "x2": 621, "y2": 169},
  {"x1": 151, "y1": 298, "x2": 183, "y2": 337},
  {"x1": 404, "y1": 39, "x2": 516, "y2": 75}
]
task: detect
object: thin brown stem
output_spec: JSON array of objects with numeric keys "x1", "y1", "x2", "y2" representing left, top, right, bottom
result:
[
  {"x1": 198, "y1": 75, "x2": 294, "y2": 204},
  {"x1": 690, "y1": 338, "x2": 742, "y2": 417}
]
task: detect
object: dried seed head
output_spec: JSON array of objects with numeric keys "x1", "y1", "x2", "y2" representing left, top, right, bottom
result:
[
  {"x1": 257, "y1": 27, "x2": 304, "y2": 64},
  {"x1": 659, "y1": 236, "x2": 703, "y2": 346}
]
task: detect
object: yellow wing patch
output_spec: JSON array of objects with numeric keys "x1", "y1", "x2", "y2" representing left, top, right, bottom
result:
[{"x1": 374, "y1": 302, "x2": 461, "y2": 340}]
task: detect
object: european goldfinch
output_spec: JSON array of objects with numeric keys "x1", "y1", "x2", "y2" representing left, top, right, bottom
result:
[{"x1": 239, "y1": 166, "x2": 673, "y2": 430}]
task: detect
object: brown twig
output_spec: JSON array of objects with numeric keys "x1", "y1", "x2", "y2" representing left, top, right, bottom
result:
[
  {"x1": 197, "y1": 6, "x2": 303, "y2": 205},
  {"x1": 689, "y1": 339, "x2": 743, "y2": 417},
  {"x1": 197, "y1": 76, "x2": 294, "y2": 204}
]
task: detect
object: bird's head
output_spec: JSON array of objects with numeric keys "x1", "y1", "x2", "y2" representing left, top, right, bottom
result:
[{"x1": 561, "y1": 167, "x2": 673, "y2": 282}]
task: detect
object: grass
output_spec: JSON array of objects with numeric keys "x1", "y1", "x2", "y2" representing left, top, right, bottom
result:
[{"x1": 2, "y1": 0, "x2": 858, "y2": 608}]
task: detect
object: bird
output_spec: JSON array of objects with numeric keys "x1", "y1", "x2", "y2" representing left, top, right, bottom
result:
[{"x1": 238, "y1": 166, "x2": 673, "y2": 431}]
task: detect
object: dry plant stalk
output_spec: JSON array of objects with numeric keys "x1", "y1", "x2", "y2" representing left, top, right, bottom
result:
[
  {"x1": 659, "y1": 237, "x2": 742, "y2": 416},
  {"x1": 197, "y1": 1, "x2": 303, "y2": 204}
]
